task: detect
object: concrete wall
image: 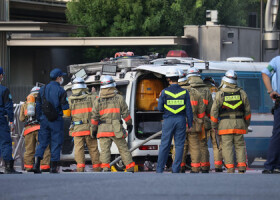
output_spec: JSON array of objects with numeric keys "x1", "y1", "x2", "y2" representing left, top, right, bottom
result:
[
  {"x1": 220, "y1": 26, "x2": 239, "y2": 61},
  {"x1": 200, "y1": 26, "x2": 221, "y2": 60},
  {"x1": 184, "y1": 25, "x2": 279, "y2": 62},
  {"x1": 238, "y1": 28, "x2": 260, "y2": 61}
]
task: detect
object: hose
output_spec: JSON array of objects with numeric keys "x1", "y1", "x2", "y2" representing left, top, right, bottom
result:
[{"x1": 110, "y1": 131, "x2": 162, "y2": 166}]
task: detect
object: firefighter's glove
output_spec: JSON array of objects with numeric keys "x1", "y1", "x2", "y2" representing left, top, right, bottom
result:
[{"x1": 127, "y1": 125, "x2": 133, "y2": 134}]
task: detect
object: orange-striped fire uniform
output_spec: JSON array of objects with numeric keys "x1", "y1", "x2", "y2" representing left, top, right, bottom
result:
[
  {"x1": 68, "y1": 89, "x2": 101, "y2": 172},
  {"x1": 92, "y1": 87, "x2": 135, "y2": 172},
  {"x1": 210, "y1": 80, "x2": 251, "y2": 173}
]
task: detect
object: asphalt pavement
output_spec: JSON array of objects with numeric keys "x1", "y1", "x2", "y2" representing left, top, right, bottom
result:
[{"x1": 0, "y1": 170, "x2": 279, "y2": 200}]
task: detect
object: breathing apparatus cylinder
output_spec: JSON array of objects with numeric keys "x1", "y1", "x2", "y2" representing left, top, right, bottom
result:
[{"x1": 26, "y1": 94, "x2": 36, "y2": 117}]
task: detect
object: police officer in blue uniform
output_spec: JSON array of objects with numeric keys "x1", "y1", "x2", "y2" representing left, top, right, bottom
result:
[
  {"x1": 156, "y1": 68, "x2": 193, "y2": 173},
  {"x1": 262, "y1": 56, "x2": 280, "y2": 174},
  {"x1": 33, "y1": 68, "x2": 69, "y2": 173},
  {"x1": 0, "y1": 67, "x2": 21, "y2": 174}
]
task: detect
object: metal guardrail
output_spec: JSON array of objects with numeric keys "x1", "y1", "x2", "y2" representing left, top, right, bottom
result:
[{"x1": 11, "y1": 104, "x2": 25, "y2": 169}]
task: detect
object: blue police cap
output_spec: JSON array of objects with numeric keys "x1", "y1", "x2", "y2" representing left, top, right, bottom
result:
[
  {"x1": 50, "y1": 68, "x2": 67, "y2": 79},
  {"x1": 0, "y1": 66, "x2": 4, "y2": 75}
]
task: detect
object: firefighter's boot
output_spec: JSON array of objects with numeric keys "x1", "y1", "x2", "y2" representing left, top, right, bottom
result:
[
  {"x1": 180, "y1": 166, "x2": 186, "y2": 173},
  {"x1": 227, "y1": 168, "x2": 235, "y2": 173},
  {"x1": 93, "y1": 167, "x2": 102, "y2": 172},
  {"x1": 77, "y1": 167, "x2": 85, "y2": 172},
  {"x1": 215, "y1": 168, "x2": 223, "y2": 172},
  {"x1": 33, "y1": 157, "x2": 42, "y2": 174},
  {"x1": 41, "y1": 168, "x2": 50, "y2": 173},
  {"x1": 50, "y1": 161, "x2": 59, "y2": 173},
  {"x1": 4, "y1": 160, "x2": 22, "y2": 174},
  {"x1": 103, "y1": 167, "x2": 111, "y2": 172},
  {"x1": 126, "y1": 167, "x2": 134, "y2": 173}
]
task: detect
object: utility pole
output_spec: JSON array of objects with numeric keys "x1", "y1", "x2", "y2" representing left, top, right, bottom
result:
[{"x1": 0, "y1": 0, "x2": 9, "y2": 86}]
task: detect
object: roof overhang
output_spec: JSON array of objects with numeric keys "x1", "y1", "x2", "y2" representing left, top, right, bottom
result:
[
  {"x1": 0, "y1": 21, "x2": 78, "y2": 33},
  {"x1": 7, "y1": 36, "x2": 191, "y2": 46}
]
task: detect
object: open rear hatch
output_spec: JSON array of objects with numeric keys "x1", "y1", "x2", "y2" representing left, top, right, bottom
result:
[{"x1": 134, "y1": 73, "x2": 168, "y2": 139}]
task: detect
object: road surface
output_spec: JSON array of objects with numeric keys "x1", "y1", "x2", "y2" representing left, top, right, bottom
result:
[{"x1": 0, "y1": 170, "x2": 279, "y2": 200}]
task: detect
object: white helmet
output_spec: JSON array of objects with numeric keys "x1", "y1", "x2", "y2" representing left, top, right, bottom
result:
[
  {"x1": 222, "y1": 70, "x2": 237, "y2": 84},
  {"x1": 177, "y1": 69, "x2": 188, "y2": 83},
  {"x1": 166, "y1": 67, "x2": 180, "y2": 77},
  {"x1": 30, "y1": 86, "x2": 40, "y2": 94},
  {"x1": 72, "y1": 77, "x2": 87, "y2": 90},
  {"x1": 100, "y1": 75, "x2": 116, "y2": 89},
  {"x1": 187, "y1": 67, "x2": 200, "y2": 78}
]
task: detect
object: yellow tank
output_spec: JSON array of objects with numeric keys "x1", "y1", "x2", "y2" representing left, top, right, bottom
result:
[
  {"x1": 136, "y1": 79, "x2": 164, "y2": 111},
  {"x1": 63, "y1": 109, "x2": 71, "y2": 117}
]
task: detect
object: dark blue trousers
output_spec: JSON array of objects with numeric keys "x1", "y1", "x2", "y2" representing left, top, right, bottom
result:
[
  {"x1": 35, "y1": 117, "x2": 64, "y2": 161},
  {"x1": 264, "y1": 107, "x2": 280, "y2": 170},
  {"x1": 156, "y1": 116, "x2": 186, "y2": 173},
  {"x1": 0, "y1": 119, "x2": 13, "y2": 161}
]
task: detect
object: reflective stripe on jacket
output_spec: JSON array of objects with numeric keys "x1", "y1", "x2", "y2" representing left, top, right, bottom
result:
[
  {"x1": 180, "y1": 82, "x2": 205, "y2": 133},
  {"x1": 68, "y1": 92, "x2": 96, "y2": 137},
  {"x1": 219, "y1": 90, "x2": 244, "y2": 115},
  {"x1": 92, "y1": 88, "x2": 132, "y2": 139},
  {"x1": 210, "y1": 81, "x2": 251, "y2": 135},
  {"x1": 158, "y1": 84, "x2": 193, "y2": 127},
  {"x1": 188, "y1": 76, "x2": 213, "y2": 130},
  {"x1": 164, "y1": 90, "x2": 186, "y2": 114}
]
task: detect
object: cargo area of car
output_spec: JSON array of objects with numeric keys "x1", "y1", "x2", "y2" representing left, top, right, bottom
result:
[{"x1": 134, "y1": 73, "x2": 168, "y2": 140}]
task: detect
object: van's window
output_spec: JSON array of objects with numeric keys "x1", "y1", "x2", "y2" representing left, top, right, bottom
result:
[
  {"x1": 237, "y1": 78, "x2": 260, "y2": 112},
  {"x1": 202, "y1": 72, "x2": 272, "y2": 113},
  {"x1": 117, "y1": 85, "x2": 127, "y2": 99},
  {"x1": 263, "y1": 84, "x2": 274, "y2": 112}
]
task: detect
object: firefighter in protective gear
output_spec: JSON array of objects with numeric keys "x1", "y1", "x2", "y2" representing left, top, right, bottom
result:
[
  {"x1": 211, "y1": 70, "x2": 251, "y2": 173},
  {"x1": 91, "y1": 75, "x2": 135, "y2": 172},
  {"x1": 172, "y1": 69, "x2": 205, "y2": 173},
  {"x1": 19, "y1": 87, "x2": 51, "y2": 172},
  {"x1": 0, "y1": 67, "x2": 21, "y2": 174},
  {"x1": 68, "y1": 77, "x2": 101, "y2": 172},
  {"x1": 187, "y1": 67, "x2": 212, "y2": 173},
  {"x1": 157, "y1": 68, "x2": 193, "y2": 173},
  {"x1": 203, "y1": 77, "x2": 223, "y2": 172}
]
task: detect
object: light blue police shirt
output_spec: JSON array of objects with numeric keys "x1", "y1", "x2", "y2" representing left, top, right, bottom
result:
[{"x1": 262, "y1": 56, "x2": 280, "y2": 93}]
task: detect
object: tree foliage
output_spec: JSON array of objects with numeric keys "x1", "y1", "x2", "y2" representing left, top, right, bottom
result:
[
  {"x1": 66, "y1": 0, "x2": 214, "y2": 37},
  {"x1": 66, "y1": 0, "x2": 264, "y2": 60}
]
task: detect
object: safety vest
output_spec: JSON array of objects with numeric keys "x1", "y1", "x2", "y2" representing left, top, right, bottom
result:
[
  {"x1": 69, "y1": 94, "x2": 93, "y2": 137},
  {"x1": 164, "y1": 89, "x2": 186, "y2": 115},
  {"x1": 219, "y1": 90, "x2": 244, "y2": 115}
]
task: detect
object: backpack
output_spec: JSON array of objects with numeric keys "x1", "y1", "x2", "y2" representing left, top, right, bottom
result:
[{"x1": 41, "y1": 84, "x2": 58, "y2": 121}]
